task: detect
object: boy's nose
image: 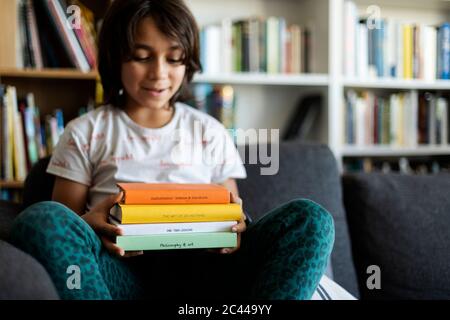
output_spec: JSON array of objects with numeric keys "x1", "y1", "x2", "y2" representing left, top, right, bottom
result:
[{"x1": 148, "y1": 58, "x2": 169, "y2": 79}]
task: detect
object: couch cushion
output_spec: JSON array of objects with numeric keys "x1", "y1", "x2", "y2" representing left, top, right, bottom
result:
[
  {"x1": 237, "y1": 142, "x2": 359, "y2": 298},
  {"x1": 0, "y1": 200, "x2": 22, "y2": 240},
  {"x1": 343, "y1": 172, "x2": 450, "y2": 299},
  {"x1": 0, "y1": 239, "x2": 59, "y2": 299}
]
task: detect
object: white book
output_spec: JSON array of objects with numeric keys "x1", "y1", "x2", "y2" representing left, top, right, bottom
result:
[
  {"x1": 386, "y1": 20, "x2": 396, "y2": 78},
  {"x1": 357, "y1": 23, "x2": 368, "y2": 79},
  {"x1": 48, "y1": 0, "x2": 90, "y2": 72},
  {"x1": 355, "y1": 96, "x2": 366, "y2": 146},
  {"x1": 109, "y1": 217, "x2": 236, "y2": 236},
  {"x1": 266, "y1": 17, "x2": 279, "y2": 74},
  {"x1": 8, "y1": 87, "x2": 27, "y2": 181},
  {"x1": 396, "y1": 23, "x2": 403, "y2": 79},
  {"x1": 221, "y1": 18, "x2": 233, "y2": 74},
  {"x1": 205, "y1": 25, "x2": 221, "y2": 74},
  {"x1": 423, "y1": 25, "x2": 437, "y2": 81}
]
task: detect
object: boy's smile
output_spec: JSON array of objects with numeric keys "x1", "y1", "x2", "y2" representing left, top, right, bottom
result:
[{"x1": 121, "y1": 16, "x2": 186, "y2": 128}]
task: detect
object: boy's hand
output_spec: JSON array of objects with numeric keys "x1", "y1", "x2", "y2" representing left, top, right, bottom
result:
[
  {"x1": 81, "y1": 192, "x2": 143, "y2": 258},
  {"x1": 219, "y1": 192, "x2": 246, "y2": 254}
]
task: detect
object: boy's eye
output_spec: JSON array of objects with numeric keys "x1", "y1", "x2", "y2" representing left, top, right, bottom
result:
[
  {"x1": 132, "y1": 56, "x2": 151, "y2": 62},
  {"x1": 168, "y1": 58, "x2": 183, "y2": 64}
]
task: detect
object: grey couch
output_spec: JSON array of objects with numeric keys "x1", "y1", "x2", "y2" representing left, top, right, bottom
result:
[{"x1": 1, "y1": 142, "x2": 450, "y2": 299}]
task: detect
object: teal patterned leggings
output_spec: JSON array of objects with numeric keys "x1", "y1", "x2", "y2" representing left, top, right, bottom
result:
[{"x1": 10, "y1": 199, "x2": 334, "y2": 300}]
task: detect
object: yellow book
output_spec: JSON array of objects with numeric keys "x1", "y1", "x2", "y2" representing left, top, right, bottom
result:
[
  {"x1": 403, "y1": 24, "x2": 413, "y2": 79},
  {"x1": 110, "y1": 203, "x2": 243, "y2": 224}
]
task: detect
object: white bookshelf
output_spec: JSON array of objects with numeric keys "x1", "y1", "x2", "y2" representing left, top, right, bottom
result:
[
  {"x1": 193, "y1": 73, "x2": 329, "y2": 86},
  {"x1": 343, "y1": 78, "x2": 450, "y2": 90},
  {"x1": 342, "y1": 145, "x2": 450, "y2": 157},
  {"x1": 188, "y1": 0, "x2": 450, "y2": 169}
]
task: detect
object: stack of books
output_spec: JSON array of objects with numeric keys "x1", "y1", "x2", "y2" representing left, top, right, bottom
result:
[{"x1": 109, "y1": 183, "x2": 242, "y2": 251}]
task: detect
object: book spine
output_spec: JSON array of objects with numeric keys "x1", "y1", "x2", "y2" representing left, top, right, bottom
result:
[
  {"x1": 122, "y1": 188, "x2": 230, "y2": 205},
  {"x1": 110, "y1": 219, "x2": 236, "y2": 236},
  {"x1": 47, "y1": 0, "x2": 90, "y2": 72},
  {"x1": 439, "y1": 23, "x2": 450, "y2": 79},
  {"x1": 403, "y1": 24, "x2": 413, "y2": 79},
  {"x1": 116, "y1": 232, "x2": 237, "y2": 251},
  {"x1": 112, "y1": 203, "x2": 242, "y2": 224}
]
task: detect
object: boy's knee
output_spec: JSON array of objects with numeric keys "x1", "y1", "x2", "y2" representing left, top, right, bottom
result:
[{"x1": 283, "y1": 199, "x2": 335, "y2": 243}]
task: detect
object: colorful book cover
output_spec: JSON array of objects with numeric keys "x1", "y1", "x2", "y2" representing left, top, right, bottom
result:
[
  {"x1": 116, "y1": 232, "x2": 237, "y2": 251},
  {"x1": 117, "y1": 183, "x2": 231, "y2": 205},
  {"x1": 110, "y1": 203, "x2": 242, "y2": 224}
]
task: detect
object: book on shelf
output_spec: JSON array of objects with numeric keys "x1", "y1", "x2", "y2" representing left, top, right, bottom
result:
[
  {"x1": 199, "y1": 16, "x2": 311, "y2": 74},
  {"x1": 9, "y1": 0, "x2": 98, "y2": 71},
  {"x1": 190, "y1": 84, "x2": 236, "y2": 130},
  {"x1": 110, "y1": 202, "x2": 242, "y2": 224},
  {"x1": 344, "y1": 89, "x2": 449, "y2": 147},
  {"x1": 109, "y1": 216, "x2": 236, "y2": 236},
  {"x1": 116, "y1": 232, "x2": 237, "y2": 251},
  {"x1": 117, "y1": 182, "x2": 231, "y2": 205},
  {"x1": 343, "y1": 0, "x2": 450, "y2": 81}
]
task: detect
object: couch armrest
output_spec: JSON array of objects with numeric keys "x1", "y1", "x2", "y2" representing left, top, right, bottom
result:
[{"x1": 0, "y1": 239, "x2": 59, "y2": 299}]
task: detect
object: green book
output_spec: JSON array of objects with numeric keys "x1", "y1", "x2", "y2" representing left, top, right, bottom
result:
[{"x1": 116, "y1": 232, "x2": 237, "y2": 251}]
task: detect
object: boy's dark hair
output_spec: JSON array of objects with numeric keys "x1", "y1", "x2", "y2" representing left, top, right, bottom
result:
[{"x1": 98, "y1": 0, "x2": 201, "y2": 108}]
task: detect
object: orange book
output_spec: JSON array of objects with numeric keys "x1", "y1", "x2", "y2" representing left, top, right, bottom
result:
[{"x1": 117, "y1": 183, "x2": 231, "y2": 205}]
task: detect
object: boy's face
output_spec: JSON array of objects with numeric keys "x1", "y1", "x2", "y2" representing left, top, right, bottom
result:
[{"x1": 121, "y1": 17, "x2": 186, "y2": 111}]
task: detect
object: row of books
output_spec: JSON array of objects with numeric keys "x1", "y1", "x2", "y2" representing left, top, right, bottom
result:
[
  {"x1": 344, "y1": 157, "x2": 447, "y2": 175},
  {"x1": 0, "y1": 85, "x2": 66, "y2": 181},
  {"x1": 16, "y1": 0, "x2": 97, "y2": 72},
  {"x1": 343, "y1": 0, "x2": 450, "y2": 80},
  {"x1": 345, "y1": 90, "x2": 449, "y2": 147},
  {"x1": 110, "y1": 183, "x2": 241, "y2": 251},
  {"x1": 0, "y1": 84, "x2": 94, "y2": 182},
  {"x1": 0, "y1": 189, "x2": 22, "y2": 203},
  {"x1": 189, "y1": 84, "x2": 236, "y2": 130},
  {"x1": 200, "y1": 17, "x2": 312, "y2": 74}
]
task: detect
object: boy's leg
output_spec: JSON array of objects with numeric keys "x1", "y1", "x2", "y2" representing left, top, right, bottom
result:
[
  {"x1": 9, "y1": 201, "x2": 143, "y2": 300},
  {"x1": 231, "y1": 199, "x2": 335, "y2": 300}
]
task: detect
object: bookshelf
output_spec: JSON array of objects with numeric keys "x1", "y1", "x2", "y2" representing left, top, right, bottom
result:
[
  {"x1": 1, "y1": 0, "x2": 450, "y2": 201},
  {"x1": 338, "y1": 0, "x2": 450, "y2": 171}
]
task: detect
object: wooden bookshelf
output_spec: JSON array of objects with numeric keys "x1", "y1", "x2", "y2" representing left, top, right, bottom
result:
[
  {"x1": 0, "y1": 68, "x2": 98, "y2": 80},
  {"x1": 0, "y1": 180, "x2": 25, "y2": 189}
]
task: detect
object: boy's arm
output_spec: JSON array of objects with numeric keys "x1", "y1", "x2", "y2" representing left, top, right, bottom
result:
[
  {"x1": 52, "y1": 176, "x2": 88, "y2": 216},
  {"x1": 221, "y1": 178, "x2": 239, "y2": 197}
]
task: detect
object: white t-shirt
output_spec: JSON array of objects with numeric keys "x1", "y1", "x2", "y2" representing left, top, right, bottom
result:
[{"x1": 47, "y1": 102, "x2": 247, "y2": 209}]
